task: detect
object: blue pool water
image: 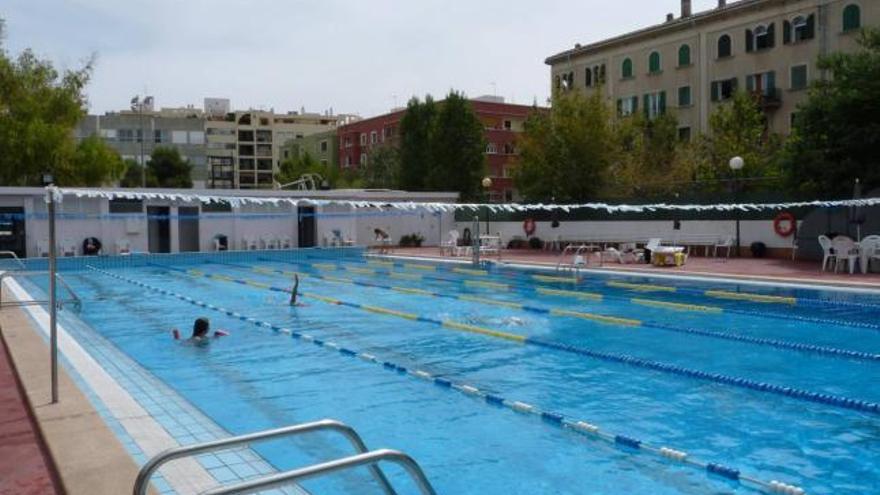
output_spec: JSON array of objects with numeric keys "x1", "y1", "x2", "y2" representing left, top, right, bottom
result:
[{"x1": 15, "y1": 250, "x2": 880, "y2": 494}]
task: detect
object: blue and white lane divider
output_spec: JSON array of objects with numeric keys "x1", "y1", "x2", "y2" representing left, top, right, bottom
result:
[
  {"x1": 86, "y1": 265, "x2": 806, "y2": 495},
  {"x1": 160, "y1": 263, "x2": 880, "y2": 417},
  {"x1": 273, "y1": 257, "x2": 880, "y2": 332},
  {"x1": 239, "y1": 262, "x2": 880, "y2": 364}
]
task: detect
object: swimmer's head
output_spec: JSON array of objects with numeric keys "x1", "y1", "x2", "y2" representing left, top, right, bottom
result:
[{"x1": 192, "y1": 317, "x2": 210, "y2": 338}]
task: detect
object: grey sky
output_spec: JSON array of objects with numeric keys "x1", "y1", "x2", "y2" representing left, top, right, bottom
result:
[{"x1": 3, "y1": 0, "x2": 722, "y2": 118}]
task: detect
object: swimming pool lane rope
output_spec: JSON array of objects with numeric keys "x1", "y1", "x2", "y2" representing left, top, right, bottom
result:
[
  {"x1": 154, "y1": 263, "x2": 880, "y2": 417},
  {"x1": 234, "y1": 262, "x2": 880, "y2": 364},
  {"x1": 284, "y1": 257, "x2": 880, "y2": 333},
  {"x1": 86, "y1": 265, "x2": 806, "y2": 495}
]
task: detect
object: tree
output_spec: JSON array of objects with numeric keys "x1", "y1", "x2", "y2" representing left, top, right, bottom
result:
[
  {"x1": 119, "y1": 160, "x2": 158, "y2": 188},
  {"x1": 0, "y1": 18, "x2": 97, "y2": 186},
  {"x1": 147, "y1": 147, "x2": 193, "y2": 188},
  {"x1": 362, "y1": 145, "x2": 400, "y2": 189},
  {"x1": 781, "y1": 28, "x2": 880, "y2": 198},
  {"x1": 515, "y1": 91, "x2": 615, "y2": 202},
  {"x1": 59, "y1": 136, "x2": 126, "y2": 186},
  {"x1": 695, "y1": 90, "x2": 781, "y2": 192},
  {"x1": 428, "y1": 91, "x2": 486, "y2": 200},
  {"x1": 398, "y1": 96, "x2": 436, "y2": 191}
]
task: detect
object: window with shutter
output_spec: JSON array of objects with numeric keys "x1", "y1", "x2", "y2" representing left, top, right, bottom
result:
[
  {"x1": 678, "y1": 86, "x2": 692, "y2": 107},
  {"x1": 585, "y1": 68, "x2": 592, "y2": 87},
  {"x1": 718, "y1": 35, "x2": 732, "y2": 58},
  {"x1": 746, "y1": 74, "x2": 755, "y2": 92},
  {"x1": 746, "y1": 29, "x2": 754, "y2": 52},
  {"x1": 783, "y1": 20, "x2": 792, "y2": 44},
  {"x1": 649, "y1": 52, "x2": 661, "y2": 74},
  {"x1": 790, "y1": 65, "x2": 808, "y2": 90},
  {"x1": 767, "y1": 23, "x2": 775, "y2": 48},
  {"x1": 711, "y1": 81, "x2": 720, "y2": 102},
  {"x1": 622, "y1": 58, "x2": 633, "y2": 79},
  {"x1": 678, "y1": 45, "x2": 691, "y2": 67},
  {"x1": 631, "y1": 96, "x2": 638, "y2": 113},
  {"x1": 659, "y1": 92, "x2": 666, "y2": 114},
  {"x1": 843, "y1": 4, "x2": 861, "y2": 32}
]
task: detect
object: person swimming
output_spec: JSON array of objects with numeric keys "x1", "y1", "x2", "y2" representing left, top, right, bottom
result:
[
  {"x1": 172, "y1": 317, "x2": 229, "y2": 342},
  {"x1": 290, "y1": 274, "x2": 300, "y2": 306}
]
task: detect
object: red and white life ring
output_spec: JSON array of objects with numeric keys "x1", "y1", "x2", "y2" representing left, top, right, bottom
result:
[
  {"x1": 773, "y1": 211, "x2": 796, "y2": 237},
  {"x1": 523, "y1": 218, "x2": 537, "y2": 237}
]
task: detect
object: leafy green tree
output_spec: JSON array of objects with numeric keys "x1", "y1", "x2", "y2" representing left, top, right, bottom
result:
[
  {"x1": 59, "y1": 136, "x2": 126, "y2": 186},
  {"x1": 428, "y1": 91, "x2": 486, "y2": 200},
  {"x1": 278, "y1": 151, "x2": 323, "y2": 185},
  {"x1": 515, "y1": 91, "x2": 614, "y2": 202},
  {"x1": 147, "y1": 147, "x2": 193, "y2": 188},
  {"x1": 781, "y1": 28, "x2": 880, "y2": 197},
  {"x1": 362, "y1": 145, "x2": 400, "y2": 188},
  {"x1": 696, "y1": 91, "x2": 781, "y2": 191},
  {"x1": 0, "y1": 18, "x2": 95, "y2": 186},
  {"x1": 398, "y1": 96, "x2": 436, "y2": 191},
  {"x1": 119, "y1": 160, "x2": 158, "y2": 188}
]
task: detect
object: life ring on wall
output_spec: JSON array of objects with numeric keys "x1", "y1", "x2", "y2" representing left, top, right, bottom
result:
[
  {"x1": 773, "y1": 211, "x2": 796, "y2": 237},
  {"x1": 523, "y1": 218, "x2": 537, "y2": 237}
]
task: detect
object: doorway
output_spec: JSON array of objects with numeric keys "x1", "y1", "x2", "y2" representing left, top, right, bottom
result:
[
  {"x1": 178, "y1": 207, "x2": 200, "y2": 252},
  {"x1": 0, "y1": 207, "x2": 26, "y2": 258},
  {"x1": 147, "y1": 206, "x2": 171, "y2": 253},
  {"x1": 298, "y1": 206, "x2": 316, "y2": 248}
]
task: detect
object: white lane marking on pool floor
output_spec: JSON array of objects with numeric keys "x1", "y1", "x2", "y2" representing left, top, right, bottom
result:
[{"x1": 3, "y1": 277, "x2": 217, "y2": 494}]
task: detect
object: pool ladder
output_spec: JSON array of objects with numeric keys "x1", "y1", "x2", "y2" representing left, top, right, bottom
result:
[
  {"x1": 0, "y1": 270, "x2": 82, "y2": 312},
  {"x1": 555, "y1": 244, "x2": 594, "y2": 275},
  {"x1": 133, "y1": 419, "x2": 437, "y2": 495}
]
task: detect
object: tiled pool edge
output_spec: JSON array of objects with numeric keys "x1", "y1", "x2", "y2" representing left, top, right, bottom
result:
[{"x1": 2, "y1": 276, "x2": 309, "y2": 495}]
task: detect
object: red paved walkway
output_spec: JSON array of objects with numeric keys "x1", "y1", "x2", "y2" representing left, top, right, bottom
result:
[
  {"x1": 0, "y1": 334, "x2": 61, "y2": 495},
  {"x1": 383, "y1": 247, "x2": 880, "y2": 288}
]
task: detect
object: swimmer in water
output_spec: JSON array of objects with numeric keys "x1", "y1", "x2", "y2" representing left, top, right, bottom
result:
[
  {"x1": 290, "y1": 274, "x2": 300, "y2": 305},
  {"x1": 172, "y1": 317, "x2": 229, "y2": 342}
]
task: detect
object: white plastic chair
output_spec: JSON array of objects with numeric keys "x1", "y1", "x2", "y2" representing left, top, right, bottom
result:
[
  {"x1": 261, "y1": 235, "x2": 279, "y2": 250},
  {"x1": 242, "y1": 236, "x2": 258, "y2": 250},
  {"x1": 859, "y1": 235, "x2": 880, "y2": 274},
  {"x1": 713, "y1": 237, "x2": 734, "y2": 258},
  {"x1": 279, "y1": 236, "x2": 292, "y2": 249},
  {"x1": 441, "y1": 230, "x2": 460, "y2": 256},
  {"x1": 37, "y1": 239, "x2": 50, "y2": 257},
  {"x1": 830, "y1": 236, "x2": 859, "y2": 274},
  {"x1": 818, "y1": 235, "x2": 836, "y2": 271},
  {"x1": 61, "y1": 239, "x2": 77, "y2": 257}
]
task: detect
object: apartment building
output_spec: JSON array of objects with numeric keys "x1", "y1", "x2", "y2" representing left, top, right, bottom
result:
[
  {"x1": 279, "y1": 129, "x2": 339, "y2": 169},
  {"x1": 337, "y1": 96, "x2": 538, "y2": 202},
  {"x1": 76, "y1": 106, "x2": 209, "y2": 186},
  {"x1": 205, "y1": 100, "x2": 356, "y2": 189},
  {"x1": 545, "y1": 0, "x2": 875, "y2": 136}
]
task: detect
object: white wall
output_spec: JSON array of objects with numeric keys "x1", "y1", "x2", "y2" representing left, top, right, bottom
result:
[{"x1": 455, "y1": 219, "x2": 800, "y2": 250}]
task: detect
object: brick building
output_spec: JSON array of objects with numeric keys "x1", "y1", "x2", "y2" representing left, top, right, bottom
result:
[{"x1": 337, "y1": 96, "x2": 540, "y2": 202}]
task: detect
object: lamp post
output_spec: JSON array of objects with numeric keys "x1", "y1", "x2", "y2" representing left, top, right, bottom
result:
[
  {"x1": 729, "y1": 156, "x2": 744, "y2": 257},
  {"x1": 481, "y1": 177, "x2": 492, "y2": 235}
]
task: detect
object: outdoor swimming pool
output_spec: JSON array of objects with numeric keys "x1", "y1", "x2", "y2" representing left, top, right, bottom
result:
[{"x1": 7, "y1": 248, "x2": 880, "y2": 494}]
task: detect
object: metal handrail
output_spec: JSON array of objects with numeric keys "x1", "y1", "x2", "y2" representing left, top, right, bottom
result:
[
  {"x1": 133, "y1": 419, "x2": 398, "y2": 495},
  {"x1": 556, "y1": 243, "x2": 595, "y2": 272},
  {"x1": 0, "y1": 251, "x2": 26, "y2": 269},
  {"x1": 199, "y1": 448, "x2": 437, "y2": 495},
  {"x1": 0, "y1": 271, "x2": 82, "y2": 312}
]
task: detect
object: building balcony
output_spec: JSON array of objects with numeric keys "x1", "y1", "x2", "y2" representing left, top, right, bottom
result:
[{"x1": 751, "y1": 88, "x2": 782, "y2": 110}]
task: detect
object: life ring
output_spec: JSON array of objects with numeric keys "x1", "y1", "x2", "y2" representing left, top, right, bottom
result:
[
  {"x1": 523, "y1": 218, "x2": 537, "y2": 237},
  {"x1": 773, "y1": 212, "x2": 796, "y2": 237}
]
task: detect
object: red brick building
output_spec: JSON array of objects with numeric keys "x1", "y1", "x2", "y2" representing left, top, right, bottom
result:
[{"x1": 337, "y1": 97, "x2": 540, "y2": 202}]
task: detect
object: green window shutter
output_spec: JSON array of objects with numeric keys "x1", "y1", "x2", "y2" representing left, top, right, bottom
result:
[
  {"x1": 767, "y1": 23, "x2": 776, "y2": 48},
  {"x1": 622, "y1": 58, "x2": 633, "y2": 78},
  {"x1": 711, "y1": 82, "x2": 720, "y2": 102},
  {"x1": 806, "y1": 14, "x2": 815, "y2": 39},
  {"x1": 746, "y1": 29, "x2": 754, "y2": 52},
  {"x1": 746, "y1": 74, "x2": 755, "y2": 92},
  {"x1": 843, "y1": 5, "x2": 861, "y2": 31},
  {"x1": 766, "y1": 71, "x2": 776, "y2": 93},
  {"x1": 678, "y1": 45, "x2": 690, "y2": 66},
  {"x1": 631, "y1": 96, "x2": 639, "y2": 112},
  {"x1": 617, "y1": 99, "x2": 623, "y2": 116},
  {"x1": 649, "y1": 52, "x2": 661, "y2": 73},
  {"x1": 783, "y1": 20, "x2": 792, "y2": 44},
  {"x1": 659, "y1": 91, "x2": 667, "y2": 114},
  {"x1": 678, "y1": 86, "x2": 691, "y2": 106},
  {"x1": 643, "y1": 94, "x2": 650, "y2": 118},
  {"x1": 791, "y1": 65, "x2": 807, "y2": 90}
]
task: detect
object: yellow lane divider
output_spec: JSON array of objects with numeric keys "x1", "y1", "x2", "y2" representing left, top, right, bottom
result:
[
  {"x1": 631, "y1": 298, "x2": 722, "y2": 313},
  {"x1": 705, "y1": 290, "x2": 797, "y2": 305},
  {"x1": 458, "y1": 295, "x2": 525, "y2": 310},
  {"x1": 312, "y1": 263, "x2": 337, "y2": 271},
  {"x1": 607, "y1": 281, "x2": 676, "y2": 293},
  {"x1": 464, "y1": 280, "x2": 510, "y2": 291},
  {"x1": 453, "y1": 267, "x2": 488, "y2": 276},
  {"x1": 441, "y1": 321, "x2": 526, "y2": 343},
  {"x1": 549, "y1": 309, "x2": 642, "y2": 327},
  {"x1": 346, "y1": 267, "x2": 376, "y2": 275},
  {"x1": 389, "y1": 272, "x2": 422, "y2": 281},
  {"x1": 362, "y1": 305, "x2": 420, "y2": 321},
  {"x1": 366, "y1": 260, "x2": 394, "y2": 268},
  {"x1": 391, "y1": 286, "x2": 435, "y2": 297},
  {"x1": 532, "y1": 275, "x2": 578, "y2": 283},
  {"x1": 536, "y1": 287, "x2": 603, "y2": 301},
  {"x1": 404, "y1": 263, "x2": 436, "y2": 271}
]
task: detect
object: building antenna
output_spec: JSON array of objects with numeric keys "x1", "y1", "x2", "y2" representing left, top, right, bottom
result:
[{"x1": 490, "y1": 82, "x2": 497, "y2": 96}]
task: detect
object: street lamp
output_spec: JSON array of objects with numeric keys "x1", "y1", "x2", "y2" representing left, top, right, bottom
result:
[
  {"x1": 729, "y1": 156, "x2": 744, "y2": 257},
  {"x1": 481, "y1": 177, "x2": 493, "y2": 235}
]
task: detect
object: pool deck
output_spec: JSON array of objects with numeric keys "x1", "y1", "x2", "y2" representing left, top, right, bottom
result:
[
  {"x1": 382, "y1": 247, "x2": 880, "y2": 290},
  {"x1": 0, "y1": 305, "x2": 149, "y2": 495}
]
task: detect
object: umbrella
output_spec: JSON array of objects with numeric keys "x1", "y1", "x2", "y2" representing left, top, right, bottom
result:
[{"x1": 851, "y1": 178, "x2": 865, "y2": 241}]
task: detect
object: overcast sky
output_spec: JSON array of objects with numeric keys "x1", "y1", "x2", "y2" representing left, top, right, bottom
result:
[{"x1": 3, "y1": 0, "x2": 723, "y2": 118}]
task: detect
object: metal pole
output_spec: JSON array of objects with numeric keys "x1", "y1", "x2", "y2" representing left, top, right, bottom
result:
[
  {"x1": 139, "y1": 102, "x2": 146, "y2": 188},
  {"x1": 734, "y1": 174, "x2": 741, "y2": 258},
  {"x1": 472, "y1": 215, "x2": 480, "y2": 266},
  {"x1": 47, "y1": 187, "x2": 59, "y2": 403}
]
